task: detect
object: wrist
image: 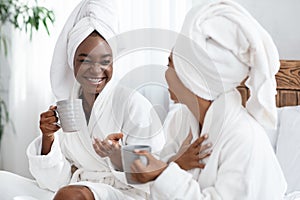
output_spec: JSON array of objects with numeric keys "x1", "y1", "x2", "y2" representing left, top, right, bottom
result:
[
  {"x1": 42, "y1": 133, "x2": 55, "y2": 141},
  {"x1": 153, "y1": 162, "x2": 168, "y2": 180}
]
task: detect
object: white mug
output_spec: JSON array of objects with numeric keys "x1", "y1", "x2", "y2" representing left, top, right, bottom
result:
[
  {"x1": 56, "y1": 99, "x2": 85, "y2": 132},
  {"x1": 121, "y1": 145, "x2": 151, "y2": 184}
]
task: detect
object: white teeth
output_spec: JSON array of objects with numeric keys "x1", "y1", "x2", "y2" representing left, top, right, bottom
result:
[{"x1": 87, "y1": 78, "x2": 104, "y2": 83}]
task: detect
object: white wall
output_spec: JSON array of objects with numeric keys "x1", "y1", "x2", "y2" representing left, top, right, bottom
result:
[
  {"x1": 193, "y1": 0, "x2": 300, "y2": 59},
  {"x1": 0, "y1": 0, "x2": 81, "y2": 178},
  {"x1": 235, "y1": 0, "x2": 300, "y2": 60}
]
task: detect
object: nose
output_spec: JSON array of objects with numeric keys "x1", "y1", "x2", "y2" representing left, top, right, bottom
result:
[{"x1": 89, "y1": 63, "x2": 104, "y2": 73}]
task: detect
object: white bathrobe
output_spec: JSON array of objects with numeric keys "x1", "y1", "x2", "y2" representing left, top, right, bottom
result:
[
  {"x1": 0, "y1": 85, "x2": 164, "y2": 200},
  {"x1": 151, "y1": 89, "x2": 287, "y2": 200},
  {"x1": 27, "y1": 85, "x2": 164, "y2": 200}
]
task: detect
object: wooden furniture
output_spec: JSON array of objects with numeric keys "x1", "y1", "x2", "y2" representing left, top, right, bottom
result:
[{"x1": 237, "y1": 60, "x2": 300, "y2": 107}]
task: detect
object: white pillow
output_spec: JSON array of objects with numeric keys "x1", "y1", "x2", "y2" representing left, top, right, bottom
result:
[
  {"x1": 276, "y1": 106, "x2": 300, "y2": 194},
  {"x1": 263, "y1": 107, "x2": 283, "y2": 151}
]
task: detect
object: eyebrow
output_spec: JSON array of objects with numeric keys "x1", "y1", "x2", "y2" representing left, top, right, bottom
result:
[
  {"x1": 101, "y1": 54, "x2": 112, "y2": 58},
  {"x1": 78, "y1": 53, "x2": 112, "y2": 58}
]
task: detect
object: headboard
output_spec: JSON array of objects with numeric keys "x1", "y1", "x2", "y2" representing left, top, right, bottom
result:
[{"x1": 237, "y1": 60, "x2": 300, "y2": 107}]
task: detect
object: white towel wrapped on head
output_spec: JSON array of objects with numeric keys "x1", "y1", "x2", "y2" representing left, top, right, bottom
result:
[
  {"x1": 50, "y1": 0, "x2": 119, "y2": 101},
  {"x1": 173, "y1": 0, "x2": 280, "y2": 129}
]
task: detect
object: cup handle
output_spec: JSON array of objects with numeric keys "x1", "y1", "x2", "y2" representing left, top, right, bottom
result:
[
  {"x1": 54, "y1": 110, "x2": 61, "y2": 127},
  {"x1": 139, "y1": 155, "x2": 148, "y2": 166}
]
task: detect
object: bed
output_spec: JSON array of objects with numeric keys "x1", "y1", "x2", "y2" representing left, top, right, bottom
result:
[
  {"x1": 237, "y1": 60, "x2": 300, "y2": 107},
  {"x1": 238, "y1": 60, "x2": 300, "y2": 198}
]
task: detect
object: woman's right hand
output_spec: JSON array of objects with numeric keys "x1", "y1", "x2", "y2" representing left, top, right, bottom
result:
[
  {"x1": 39, "y1": 105, "x2": 61, "y2": 155},
  {"x1": 169, "y1": 131, "x2": 212, "y2": 171}
]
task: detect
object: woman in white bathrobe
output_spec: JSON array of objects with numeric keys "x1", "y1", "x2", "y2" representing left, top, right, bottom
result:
[
  {"x1": 131, "y1": 0, "x2": 287, "y2": 199},
  {"x1": 0, "y1": 0, "x2": 165, "y2": 200}
]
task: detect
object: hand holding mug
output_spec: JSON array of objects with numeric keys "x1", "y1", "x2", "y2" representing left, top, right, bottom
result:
[
  {"x1": 121, "y1": 145, "x2": 152, "y2": 184},
  {"x1": 39, "y1": 105, "x2": 61, "y2": 155},
  {"x1": 130, "y1": 150, "x2": 167, "y2": 183},
  {"x1": 39, "y1": 105, "x2": 60, "y2": 138}
]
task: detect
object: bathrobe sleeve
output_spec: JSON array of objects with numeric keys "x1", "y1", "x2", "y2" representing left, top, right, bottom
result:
[
  {"x1": 120, "y1": 88, "x2": 165, "y2": 154},
  {"x1": 27, "y1": 133, "x2": 72, "y2": 192},
  {"x1": 150, "y1": 129, "x2": 257, "y2": 200}
]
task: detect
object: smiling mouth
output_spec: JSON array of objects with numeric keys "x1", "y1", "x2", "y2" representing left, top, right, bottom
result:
[{"x1": 86, "y1": 77, "x2": 107, "y2": 84}]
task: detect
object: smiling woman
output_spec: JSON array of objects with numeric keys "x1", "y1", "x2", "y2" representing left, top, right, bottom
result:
[
  {"x1": 0, "y1": 0, "x2": 165, "y2": 199},
  {"x1": 73, "y1": 31, "x2": 114, "y2": 122}
]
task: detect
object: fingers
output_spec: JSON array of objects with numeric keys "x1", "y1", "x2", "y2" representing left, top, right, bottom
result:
[
  {"x1": 199, "y1": 150, "x2": 212, "y2": 160},
  {"x1": 192, "y1": 134, "x2": 208, "y2": 148},
  {"x1": 41, "y1": 109, "x2": 56, "y2": 119},
  {"x1": 93, "y1": 138, "x2": 108, "y2": 157},
  {"x1": 107, "y1": 133, "x2": 123, "y2": 141},
  {"x1": 93, "y1": 137, "x2": 120, "y2": 157},
  {"x1": 40, "y1": 123, "x2": 60, "y2": 131},
  {"x1": 199, "y1": 142, "x2": 212, "y2": 152},
  {"x1": 93, "y1": 144, "x2": 105, "y2": 157},
  {"x1": 40, "y1": 106, "x2": 60, "y2": 135},
  {"x1": 40, "y1": 115, "x2": 57, "y2": 124},
  {"x1": 133, "y1": 150, "x2": 153, "y2": 161},
  {"x1": 198, "y1": 162, "x2": 206, "y2": 169},
  {"x1": 130, "y1": 163, "x2": 143, "y2": 182},
  {"x1": 132, "y1": 159, "x2": 146, "y2": 171},
  {"x1": 49, "y1": 105, "x2": 57, "y2": 111}
]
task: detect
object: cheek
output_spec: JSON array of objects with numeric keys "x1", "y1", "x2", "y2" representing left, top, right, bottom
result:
[
  {"x1": 165, "y1": 69, "x2": 172, "y2": 87},
  {"x1": 73, "y1": 65, "x2": 85, "y2": 79},
  {"x1": 165, "y1": 69, "x2": 178, "y2": 91},
  {"x1": 73, "y1": 65, "x2": 80, "y2": 79},
  {"x1": 106, "y1": 65, "x2": 113, "y2": 78}
]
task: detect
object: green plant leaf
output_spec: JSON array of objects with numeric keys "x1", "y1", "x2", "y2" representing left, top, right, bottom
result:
[{"x1": 0, "y1": 0, "x2": 55, "y2": 51}]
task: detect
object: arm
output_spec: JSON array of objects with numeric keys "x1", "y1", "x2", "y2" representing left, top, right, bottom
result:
[
  {"x1": 151, "y1": 132, "x2": 254, "y2": 200},
  {"x1": 130, "y1": 133, "x2": 211, "y2": 183},
  {"x1": 27, "y1": 134, "x2": 72, "y2": 191},
  {"x1": 26, "y1": 106, "x2": 72, "y2": 191},
  {"x1": 39, "y1": 106, "x2": 59, "y2": 155},
  {"x1": 92, "y1": 88, "x2": 165, "y2": 171}
]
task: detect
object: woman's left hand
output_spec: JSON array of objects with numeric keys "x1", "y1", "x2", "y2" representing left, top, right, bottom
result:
[
  {"x1": 93, "y1": 133, "x2": 123, "y2": 157},
  {"x1": 130, "y1": 150, "x2": 168, "y2": 183},
  {"x1": 93, "y1": 133, "x2": 124, "y2": 170}
]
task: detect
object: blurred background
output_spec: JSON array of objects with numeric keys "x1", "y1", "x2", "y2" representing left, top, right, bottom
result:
[{"x1": 0, "y1": 0, "x2": 299, "y2": 179}]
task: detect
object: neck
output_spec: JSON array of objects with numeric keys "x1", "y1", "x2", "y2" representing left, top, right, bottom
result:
[
  {"x1": 196, "y1": 96, "x2": 211, "y2": 127},
  {"x1": 178, "y1": 90, "x2": 212, "y2": 128},
  {"x1": 81, "y1": 91, "x2": 99, "y2": 123}
]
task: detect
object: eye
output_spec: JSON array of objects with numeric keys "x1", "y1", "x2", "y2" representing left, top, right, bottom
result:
[
  {"x1": 100, "y1": 60, "x2": 111, "y2": 66},
  {"x1": 79, "y1": 59, "x2": 92, "y2": 63}
]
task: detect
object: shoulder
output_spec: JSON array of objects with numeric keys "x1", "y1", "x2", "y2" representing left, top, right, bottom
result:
[
  {"x1": 165, "y1": 103, "x2": 194, "y2": 125},
  {"x1": 222, "y1": 108, "x2": 268, "y2": 148},
  {"x1": 163, "y1": 103, "x2": 199, "y2": 140}
]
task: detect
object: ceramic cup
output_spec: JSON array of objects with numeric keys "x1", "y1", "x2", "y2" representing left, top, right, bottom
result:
[
  {"x1": 121, "y1": 144, "x2": 151, "y2": 184},
  {"x1": 56, "y1": 99, "x2": 85, "y2": 132}
]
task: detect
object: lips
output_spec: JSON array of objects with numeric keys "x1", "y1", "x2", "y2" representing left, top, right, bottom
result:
[{"x1": 85, "y1": 77, "x2": 107, "y2": 85}]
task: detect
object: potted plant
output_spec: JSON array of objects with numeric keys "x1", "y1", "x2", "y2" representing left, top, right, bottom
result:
[{"x1": 0, "y1": 0, "x2": 55, "y2": 141}]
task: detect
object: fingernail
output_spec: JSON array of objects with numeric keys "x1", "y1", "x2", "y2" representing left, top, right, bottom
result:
[
  {"x1": 207, "y1": 143, "x2": 212, "y2": 147},
  {"x1": 204, "y1": 134, "x2": 208, "y2": 138}
]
